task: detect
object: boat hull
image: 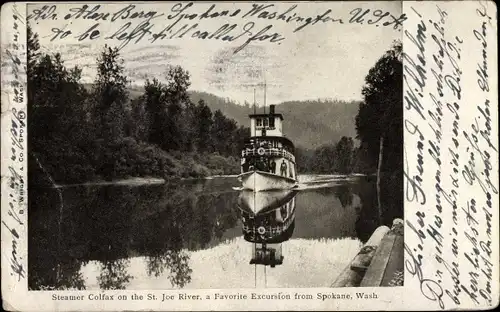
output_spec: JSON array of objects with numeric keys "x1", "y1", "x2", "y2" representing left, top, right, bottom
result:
[
  {"x1": 238, "y1": 189, "x2": 297, "y2": 214},
  {"x1": 238, "y1": 171, "x2": 297, "y2": 192}
]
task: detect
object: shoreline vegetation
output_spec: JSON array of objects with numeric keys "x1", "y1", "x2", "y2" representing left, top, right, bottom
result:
[
  {"x1": 53, "y1": 177, "x2": 166, "y2": 189},
  {"x1": 28, "y1": 25, "x2": 246, "y2": 186},
  {"x1": 27, "y1": 24, "x2": 376, "y2": 187}
]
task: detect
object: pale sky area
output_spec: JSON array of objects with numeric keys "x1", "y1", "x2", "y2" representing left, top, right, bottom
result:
[{"x1": 30, "y1": 1, "x2": 402, "y2": 104}]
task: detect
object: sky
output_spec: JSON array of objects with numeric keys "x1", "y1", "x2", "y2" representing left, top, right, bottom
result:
[{"x1": 30, "y1": 1, "x2": 402, "y2": 105}]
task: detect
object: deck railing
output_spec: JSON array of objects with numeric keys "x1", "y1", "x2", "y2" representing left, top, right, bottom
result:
[{"x1": 242, "y1": 148, "x2": 296, "y2": 163}]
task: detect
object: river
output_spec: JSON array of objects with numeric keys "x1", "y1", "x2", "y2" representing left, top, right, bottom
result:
[{"x1": 28, "y1": 174, "x2": 393, "y2": 290}]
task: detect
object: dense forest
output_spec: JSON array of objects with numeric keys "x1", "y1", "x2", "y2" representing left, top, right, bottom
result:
[
  {"x1": 27, "y1": 26, "x2": 249, "y2": 185},
  {"x1": 296, "y1": 138, "x2": 368, "y2": 174},
  {"x1": 28, "y1": 20, "x2": 401, "y2": 189}
]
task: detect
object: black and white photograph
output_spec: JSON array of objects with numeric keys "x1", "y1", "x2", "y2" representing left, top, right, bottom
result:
[
  {"x1": 24, "y1": 1, "x2": 405, "y2": 292},
  {"x1": 3, "y1": 0, "x2": 499, "y2": 310}
]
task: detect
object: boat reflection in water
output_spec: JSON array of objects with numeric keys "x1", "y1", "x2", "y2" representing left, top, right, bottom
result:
[{"x1": 237, "y1": 190, "x2": 297, "y2": 269}]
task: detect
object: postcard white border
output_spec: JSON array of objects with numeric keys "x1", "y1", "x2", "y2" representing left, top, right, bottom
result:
[{"x1": 1, "y1": 1, "x2": 499, "y2": 311}]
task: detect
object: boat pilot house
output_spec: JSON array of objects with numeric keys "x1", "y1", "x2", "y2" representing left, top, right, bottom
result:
[{"x1": 240, "y1": 105, "x2": 297, "y2": 189}]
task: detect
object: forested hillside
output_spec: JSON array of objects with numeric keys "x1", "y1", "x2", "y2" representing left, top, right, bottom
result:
[
  {"x1": 191, "y1": 92, "x2": 364, "y2": 174},
  {"x1": 80, "y1": 86, "x2": 360, "y2": 152},
  {"x1": 86, "y1": 77, "x2": 364, "y2": 176},
  {"x1": 27, "y1": 26, "x2": 248, "y2": 185},
  {"x1": 189, "y1": 92, "x2": 360, "y2": 150}
]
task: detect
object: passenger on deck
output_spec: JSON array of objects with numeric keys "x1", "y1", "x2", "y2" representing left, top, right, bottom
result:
[
  {"x1": 256, "y1": 158, "x2": 268, "y2": 172},
  {"x1": 242, "y1": 159, "x2": 249, "y2": 172},
  {"x1": 280, "y1": 161, "x2": 287, "y2": 176},
  {"x1": 270, "y1": 160, "x2": 276, "y2": 174},
  {"x1": 248, "y1": 159, "x2": 255, "y2": 171}
]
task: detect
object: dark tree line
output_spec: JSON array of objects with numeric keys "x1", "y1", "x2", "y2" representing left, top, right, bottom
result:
[
  {"x1": 27, "y1": 26, "x2": 249, "y2": 184},
  {"x1": 355, "y1": 40, "x2": 403, "y2": 223}
]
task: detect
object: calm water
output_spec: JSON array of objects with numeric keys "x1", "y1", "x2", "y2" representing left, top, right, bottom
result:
[{"x1": 29, "y1": 175, "x2": 389, "y2": 290}]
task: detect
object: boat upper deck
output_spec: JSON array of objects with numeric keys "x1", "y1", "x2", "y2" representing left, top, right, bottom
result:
[
  {"x1": 242, "y1": 136, "x2": 296, "y2": 163},
  {"x1": 244, "y1": 136, "x2": 295, "y2": 150},
  {"x1": 242, "y1": 146, "x2": 295, "y2": 163}
]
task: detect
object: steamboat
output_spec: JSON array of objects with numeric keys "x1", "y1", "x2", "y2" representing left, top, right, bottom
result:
[{"x1": 238, "y1": 90, "x2": 298, "y2": 191}]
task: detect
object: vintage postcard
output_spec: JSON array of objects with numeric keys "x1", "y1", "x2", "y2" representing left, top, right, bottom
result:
[{"x1": 1, "y1": 1, "x2": 498, "y2": 311}]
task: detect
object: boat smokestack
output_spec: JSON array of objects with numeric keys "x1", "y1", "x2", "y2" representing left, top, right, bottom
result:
[{"x1": 269, "y1": 105, "x2": 275, "y2": 115}]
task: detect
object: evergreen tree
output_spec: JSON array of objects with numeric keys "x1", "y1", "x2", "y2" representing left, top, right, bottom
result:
[
  {"x1": 211, "y1": 110, "x2": 237, "y2": 156},
  {"x1": 232, "y1": 125, "x2": 250, "y2": 156},
  {"x1": 334, "y1": 136, "x2": 354, "y2": 174},
  {"x1": 180, "y1": 100, "x2": 197, "y2": 152},
  {"x1": 27, "y1": 27, "x2": 252, "y2": 185},
  {"x1": 310, "y1": 144, "x2": 335, "y2": 173},
  {"x1": 92, "y1": 45, "x2": 130, "y2": 179},
  {"x1": 27, "y1": 25, "x2": 40, "y2": 85},
  {"x1": 355, "y1": 41, "x2": 403, "y2": 220},
  {"x1": 162, "y1": 65, "x2": 191, "y2": 151},
  {"x1": 129, "y1": 96, "x2": 149, "y2": 142},
  {"x1": 93, "y1": 45, "x2": 129, "y2": 141},
  {"x1": 28, "y1": 25, "x2": 93, "y2": 183},
  {"x1": 196, "y1": 100, "x2": 213, "y2": 152},
  {"x1": 144, "y1": 78, "x2": 167, "y2": 146}
]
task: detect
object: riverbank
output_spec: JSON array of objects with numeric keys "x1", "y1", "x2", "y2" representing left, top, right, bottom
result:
[
  {"x1": 54, "y1": 175, "x2": 242, "y2": 188},
  {"x1": 54, "y1": 177, "x2": 166, "y2": 188},
  {"x1": 30, "y1": 149, "x2": 241, "y2": 187}
]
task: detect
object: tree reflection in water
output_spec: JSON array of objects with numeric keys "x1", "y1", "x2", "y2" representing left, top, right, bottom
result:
[
  {"x1": 146, "y1": 250, "x2": 192, "y2": 288},
  {"x1": 352, "y1": 177, "x2": 381, "y2": 244},
  {"x1": 351, "y1": 175, "x2": 403, "y2": 244},
  {"x1": 138, "y1": 189, "x2": 239, "y2": 287},
  {"x1": 334, "y1": 184, "x2": 353, "y2": 208},
  {"x1": 29, "y1": 179, "x2": 240, "y2": 290},
  {"x1": 98, "y1": 259, "x2": 133, "y2": 290},
  {"x1": 137, "y1": 199, "x2": 194, "y2": 288},
  {"x1": 29, "y1": 187, "x2": 87, "y2": 290}
]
